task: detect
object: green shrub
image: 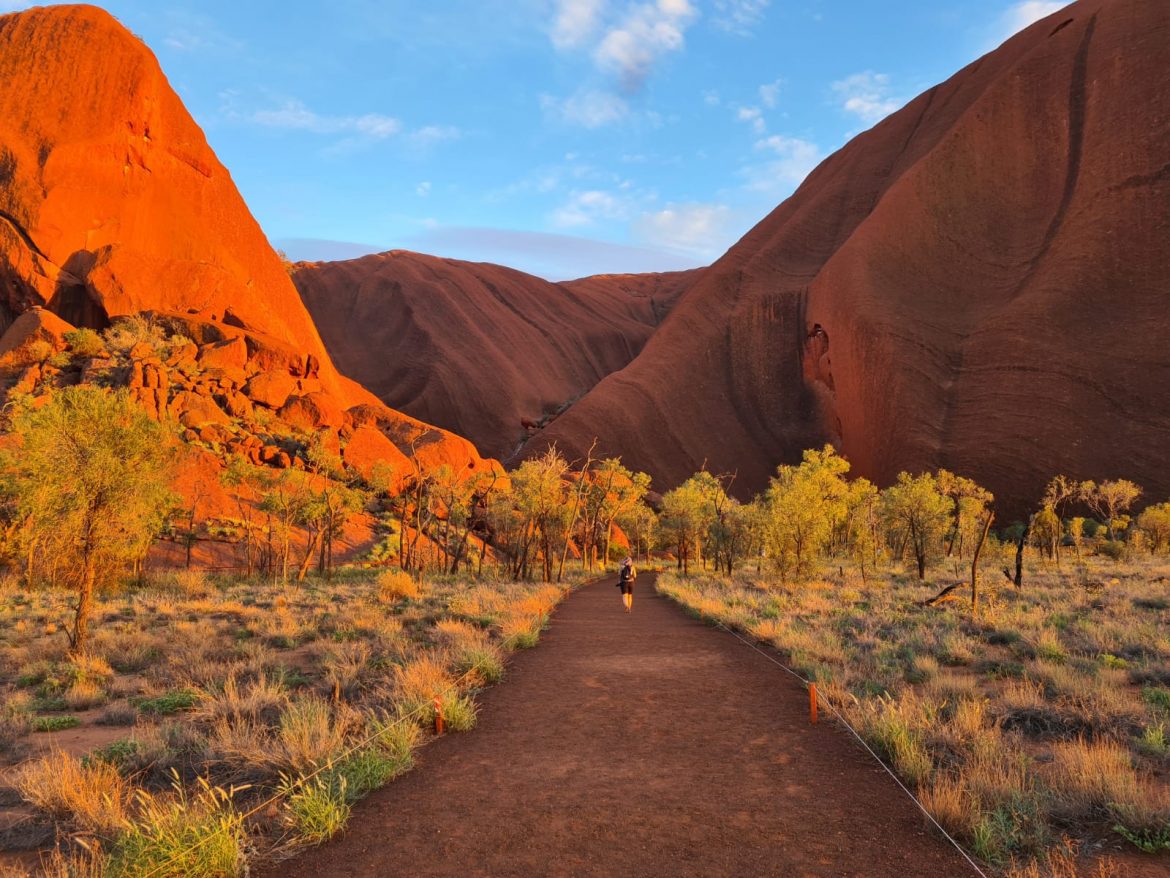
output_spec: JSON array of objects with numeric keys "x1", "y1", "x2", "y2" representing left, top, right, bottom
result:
[
  {"x1": 1143, "y1": 687, "x2": 1170, "y2": 715},
  {"x1": 32, "y1": 715, "x2": 81, "y2": 732},
  {"x1": 135, "y1": 689, "x2": 199, "y2": 716},
  {"x1": 105, "y1": 778, "x2": 246, "y2": 878},
  {"x1": 63, "y1": 328, "x2": 106, "y2": 358},
  {"x1": 441, "y1": 695, "x2": 478, "y2": 732},
  {"x1": 279, "y1": 774, "x2": 350, "y2": 846}
]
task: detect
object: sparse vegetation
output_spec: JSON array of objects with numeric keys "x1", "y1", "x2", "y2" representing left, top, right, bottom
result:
[
  {"x1": 658, "y1": 554, "x2": 1170, "y2": 873},
  {"x1": 0, "y1": 571, "x2": 569, "y2": 874}
]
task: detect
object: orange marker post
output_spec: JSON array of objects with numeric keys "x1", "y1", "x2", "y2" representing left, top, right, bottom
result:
[
  {"x1": 809, "y1": 683, "x2": 818, "y2": 724},
  {"x1": 433, "y1": 697, "x2": 444, "y2": 734}
]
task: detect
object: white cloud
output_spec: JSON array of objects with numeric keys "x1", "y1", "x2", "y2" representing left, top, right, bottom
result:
[
  {"x1": 736, "y1": 106, "x2": 766, "y2": 135},
  {"x1": 759, "y1": 78, "x2": 782, "y2": 109},
  {"x1": 252, "y1": 100, "x2": 403, "y2": 139},
  {"x1": 541, "y1": 89, "x2": 630, "y2": 128},
  {"x1": 633, "y1": 202, "x2": 735, "y2": 258},
  {"x1": 742, "y1": 135, "x2": 824, "y2": 194},
  {"x1": 416, "y1": 182, "x2": 432, "y2": 197},
  {"x1": 409, "y1": 125, "x2": 461, "y2": 147},
  {"x1": 998, "y1": 1, "x2": 1067, "y2": 39},
  {"x1": 831, "y1": 71, "x2": 904, "y2": 125},
  {"x1": 551, "y1": 0, "x2": 607, "y2": 49},
  {"x1": 702, "y1": 89, "x2": 721, "y2": 107},
  {"x1": 552, "y1": 188, "x2": 635, "y2": 228},
  {"x1": 592, "y1": 0, "x2": 698, "y2": 91},
  {"x1": 711, "y1": 0, "x2": 770, "y2": 36}
]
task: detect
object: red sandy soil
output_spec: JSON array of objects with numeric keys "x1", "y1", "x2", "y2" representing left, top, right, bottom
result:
[
  {"x1": 527, "y1": 0, "x2": 1170, "y2": 515},
  {"x1": 293, "y1": 251, "x2": 698, "y2": 460},
  {"x1": 262, "y1": 574, "x2": 978, "y2": 878}
]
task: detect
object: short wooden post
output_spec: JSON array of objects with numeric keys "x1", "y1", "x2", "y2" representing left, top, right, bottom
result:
[
  {"x1": 433, "y1": 697, "x2": 444, "y2": 734},
  {"x1": 809, "y1": 683, "x2": 818, "y2": 724}
]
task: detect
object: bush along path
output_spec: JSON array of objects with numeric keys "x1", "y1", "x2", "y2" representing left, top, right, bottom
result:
[{"x1": 263, "y1": 573, "x2": 974, "y2": 877}]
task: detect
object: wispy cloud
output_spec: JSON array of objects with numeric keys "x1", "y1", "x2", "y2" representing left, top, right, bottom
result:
[
  {"x1": 758, "y1": 78, "x2": 783, "y2": 109},
  {"x1": 541, "y1": 89, "x2": 630, "y2": 128},
  {"x1": 160, "y1": 10, "x2": 244, "y2": 55},
  {"x1": 633, "y1": 202, "x2": 737, "y2": 259},
  {"x1": 409, "y1": 125, "x2": 461, "y2": 147},
  {"x1": 227, "y1": 94, "x2": 459, "y2": 153},
  {"x1": 736, "y1": 106, "x2": 766, "y2": 135},
  {"x1": 711, "y1": 0, "x2": 771, "y2": 36},
  {"x1": 251, "y1": 100, "x2": 402, "y2": 139},
  {"x1": 551, "y1": 0, "x2": 607, "y2": 49},
  {"x1": 832, "y1": 71, "x2": 904, "y2": 125},
  {"x1": 742, "y1": 135, "x2": 824, "y2": 194}
]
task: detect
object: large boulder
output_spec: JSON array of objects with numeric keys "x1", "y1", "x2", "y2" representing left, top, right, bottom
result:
[
  {"x1": 280, "y1": 392, "x2": 345, "y2": 432},
  {"x1": 0, "y1": 307, "x2": 73, "y2": 360},
  {"x1": 170, "y1": 390, "x2": 231, "y2": 427},
  {"x1": 244, "y1": 370, "x2": 299, "y2": 409},
  {"x1": 342, "y1": 425, "x2": 411, "y2": 482},
  {"x1": 197, "y1": 337, "x2": 248, "y2": 372}
]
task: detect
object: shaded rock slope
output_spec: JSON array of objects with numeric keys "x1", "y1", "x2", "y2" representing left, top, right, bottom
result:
[
  {"x1": 525, "y1": 0, "x2": 1170, "y2": 514},
  {"x1": 294, "y1": 250, "x2": 697, "y2": 459}
]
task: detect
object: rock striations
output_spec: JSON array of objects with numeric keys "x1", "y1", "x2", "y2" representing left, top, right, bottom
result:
[
  {"x1": 524, "y1": 0, "x2": 1170, "y2": 514},
  {"x1": 293, "y1": 250, "x2": 697, "y2": 459}
]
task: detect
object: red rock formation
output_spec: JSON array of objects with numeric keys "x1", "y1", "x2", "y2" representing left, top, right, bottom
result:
[
  {"x1": 0, "y1": 4, "x2": 497, "y2": 479},
  {"x1": 293, "y1": 249, "x2": 698, "y2": 459},
  {"x1": 527, "y1": 0, "x2": 1170, "y2": 514}
]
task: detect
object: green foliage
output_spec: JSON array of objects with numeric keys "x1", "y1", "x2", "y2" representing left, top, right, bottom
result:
[
  {"x1": 135, "y1": 689, "x2": 199, "y2": 716},
  {"x1": 0, "y1": 387, "x2": 177, "y2": 650},
  {"x1": 440, "y1": 694, "x2": 478, "y2": 732},
  {"x1": 878, "y1": 471, "x2": 952, "y2": 579},
  {"x1": 763, "y1": 446, "x2": 852, "y2": 580},
  {"x1": 279, "y1": 773, "x2": 351, "y2": 846},
  {"x1": 1137, "y1": 503, "x2": 1170, "y2": 554},
  {"x1": 1114, "y1": 822, "x2": 1170, "y2": 853},
  {"x1": 32, "y1": 715, "x2": 81, "y2": 732},
  {"x1": 62, "y1": 327, "x2": 106, "y2": 358},
  {"x1": 106, "y1": 777, "x2": 247, "y2": 877},
  {"x1": 1143, "y1": 687, "x2": 1170, "y2": 715},
  {"x1": 85, "y1": 739, "x2": 143, "y2": 770}
]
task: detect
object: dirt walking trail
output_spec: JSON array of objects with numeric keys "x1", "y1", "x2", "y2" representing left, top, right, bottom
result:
[{"x1": 267, "y1": 574, "x2": 975, "y2": 877}]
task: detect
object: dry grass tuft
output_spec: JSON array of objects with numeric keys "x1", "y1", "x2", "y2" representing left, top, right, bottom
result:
[{"x1": 18, "y1": 751, "x2": 129, "y2": 836}]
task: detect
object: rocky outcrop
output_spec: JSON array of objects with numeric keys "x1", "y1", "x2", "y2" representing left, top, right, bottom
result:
[
  {"x1": 293, "y1": 250, "x2": 698, "y2": 459},
  {"x1": 0, "y1": 4, "x2": 499, "y2": 482},
  {"x1": 525, "y1": 0, "x2": 1170, "y2": 514}
]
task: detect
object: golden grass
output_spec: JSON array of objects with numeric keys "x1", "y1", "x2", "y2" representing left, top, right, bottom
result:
[
  {"x1": 657, "y1": 556, "x2": 1170, "y2": 867},
  {"x1": 1, "y1": 571, "x2": 574, "y2": 874},
  {"x1": 18, "y1": 751, "x2": 129, "y2": 836}
]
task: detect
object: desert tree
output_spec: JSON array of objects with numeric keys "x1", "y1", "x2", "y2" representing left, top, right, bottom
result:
[
  {"x1": 660, "y1": 477, "x2": 708, "y2": 574},
  {"x1": 1080, "y1": 479, "x2": 1143, "y2": 541},
  {"x1": 0, "y1": 387, "x2": 176, "y2": 652},
  {"x1": 763, "y1": 446, "x2": 851, "y2": 581},
  {"x1": 879, "y1": 471, "x2": 951, "y2": 580},
  {"x1": 1137, "y1": 502, "x2": 1170, "y2": 554}
]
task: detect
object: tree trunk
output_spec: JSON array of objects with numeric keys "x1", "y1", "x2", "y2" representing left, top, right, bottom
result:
[
  {"x1": 1014, "y1": 521, "x2": 1029, "y2": 587},
  {"x1": 71, "y1": 554, "x2": 96, "y2": 655},
  {"x1": 971, "y1": 512, "x2": 994, "y2": 613}
]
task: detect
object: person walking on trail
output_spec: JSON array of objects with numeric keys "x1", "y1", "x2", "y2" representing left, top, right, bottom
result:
[{"x1": 618, "y1": 556, "x2": 637, "y2": 613}]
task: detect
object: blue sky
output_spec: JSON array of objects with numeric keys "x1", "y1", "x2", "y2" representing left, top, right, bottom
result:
[{"x1": 5, "y1": 1, "x2": 1069, "y2": 278}]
